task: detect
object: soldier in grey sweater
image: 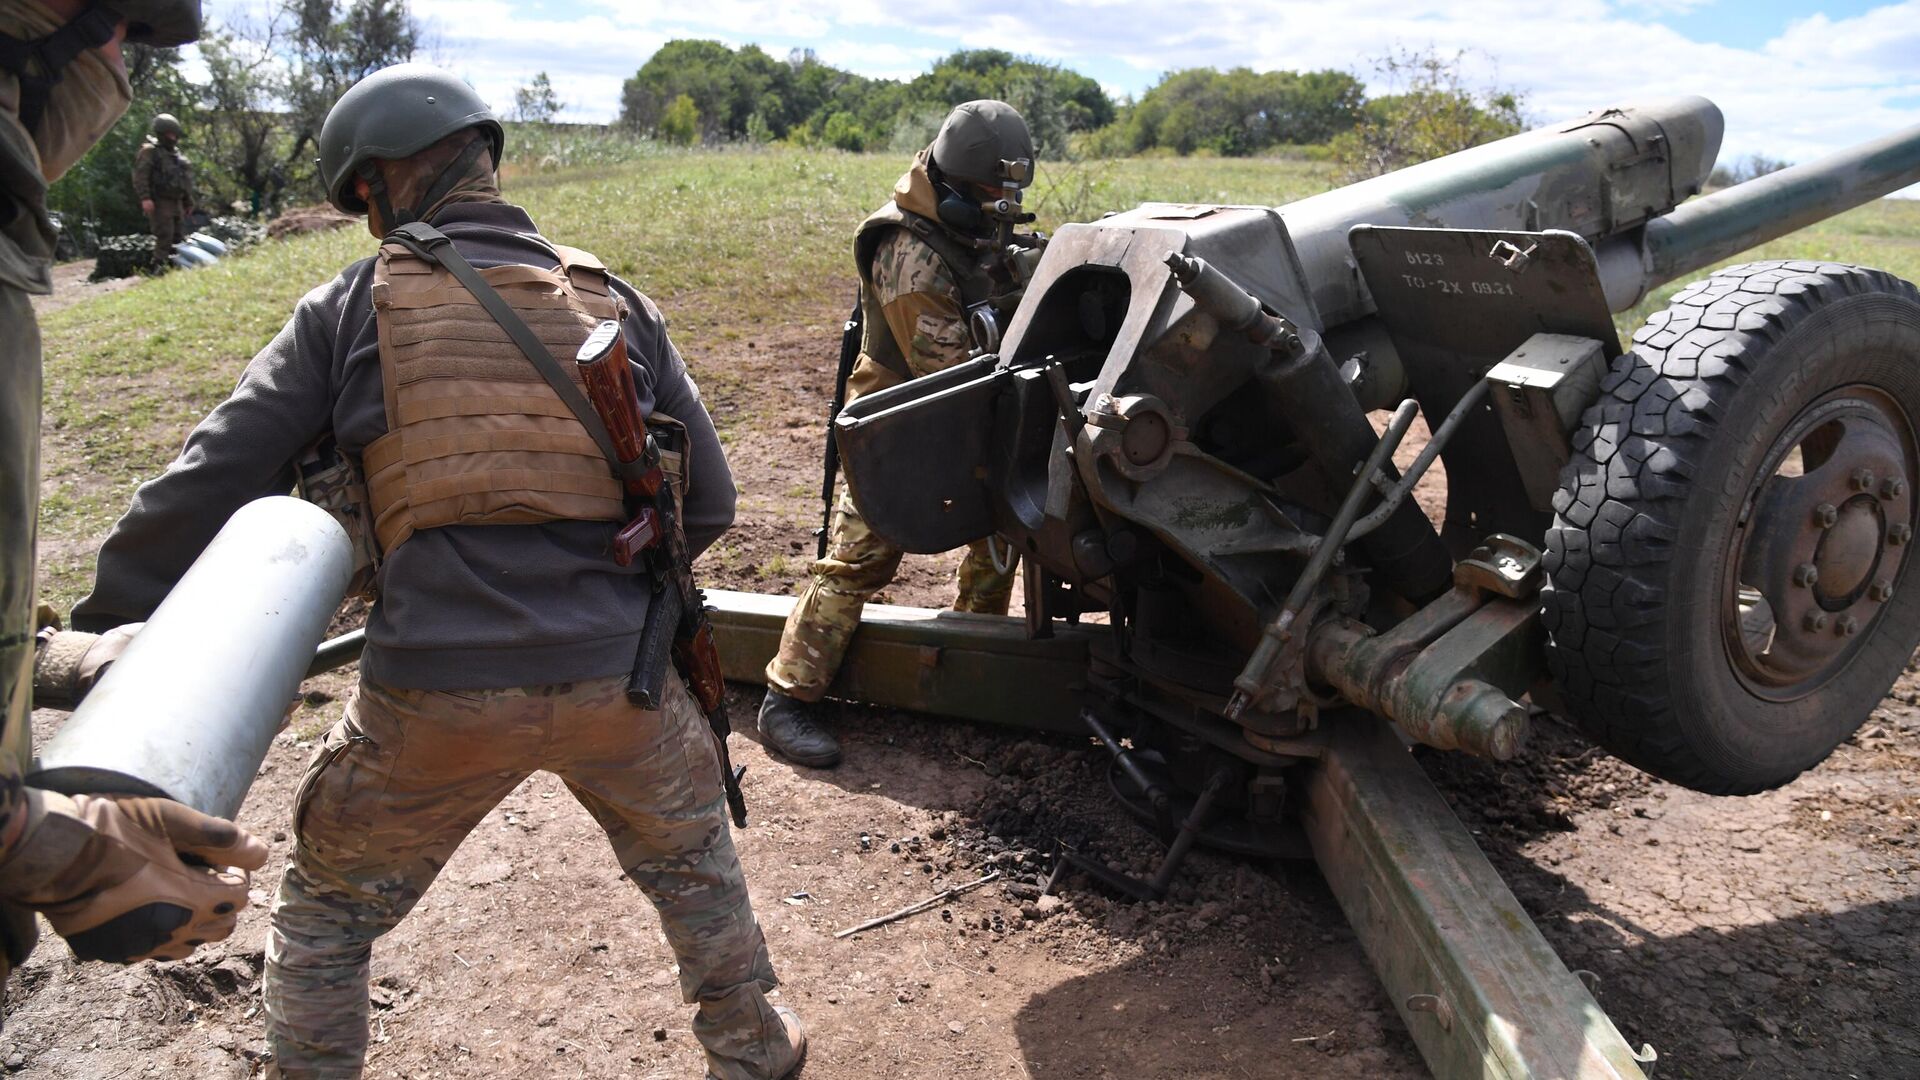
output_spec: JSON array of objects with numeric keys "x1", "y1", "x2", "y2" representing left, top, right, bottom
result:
[
  {"x1": 73, "y1": 195, "x2": 736, "y2": 689},
  {"x1": 74, "y1": 64, "x2": 804, "y2": 1080}
]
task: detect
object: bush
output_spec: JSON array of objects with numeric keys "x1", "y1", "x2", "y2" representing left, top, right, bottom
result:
[
  {"x1": 1330, "y1": 48, "x2": 1525, "y2": 182},
  {"x1": 821, "y1": 111, "x2": 867, "y2": 152},
  {"x1": 660, "y1": 94, "x2": 700, "y2": 147}
]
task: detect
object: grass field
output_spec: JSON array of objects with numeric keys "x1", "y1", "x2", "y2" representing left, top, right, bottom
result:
[{"x1": 32, "y1": 145, "x2": 1920, "y2": 608}]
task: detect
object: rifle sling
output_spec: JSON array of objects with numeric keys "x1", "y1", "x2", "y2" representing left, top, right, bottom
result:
[{"x1": 382, "y1": 221, "x2": 650, "y2": 491}]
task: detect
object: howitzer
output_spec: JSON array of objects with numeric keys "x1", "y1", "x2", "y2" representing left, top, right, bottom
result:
[{"x1": 830, "y1": 98, "x2": 1920, "y2": 1072}]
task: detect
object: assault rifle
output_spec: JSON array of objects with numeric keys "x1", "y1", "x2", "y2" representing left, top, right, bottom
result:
[
  {"x1": 576, "y1": 320, "x2": 748, "y2": 827},
  {"x1": 818, "y1": 300, "x2": 863, "y2": 559}
]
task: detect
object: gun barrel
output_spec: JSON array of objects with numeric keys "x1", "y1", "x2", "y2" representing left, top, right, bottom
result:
[
  {"x1": 1620, "y1": 122, "x2": 1920, "y2": 300},
  {"x1": 1278, "y1": 96, "x2": 1725, "y2": 327}
]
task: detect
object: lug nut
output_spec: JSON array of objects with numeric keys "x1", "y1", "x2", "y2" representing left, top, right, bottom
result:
[
  {"x1": 1814, "y1": 503, "x2": 1839, "y2": 529},
  {"x1": 1803, "y1": 612, "x2": 1830, "y2": 633},
  {"x1": 1882, "y1": 477, "x2": 1908, "y2": 500},
  {"x1": 1837, "y1": 615, "x2": 1860, "y2": 637},
  {"x1": 1871, "y1": 580, "x2": 1894, "y2": 602},
  {"x1": 1852, "y1": 468, "x2": 1878, "y2": 492},
  {"x1": 1793, "y1": 563, "x2": 1820, "y2": 588},
  {"x1": 1893, "y1": 523, "x2": 1913, "y2": 546}
]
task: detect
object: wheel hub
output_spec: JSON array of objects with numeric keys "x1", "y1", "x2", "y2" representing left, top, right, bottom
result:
[
  {"x1": 1813, "y1": 497, "x2": 1883, "y2": 603},
  {"x1": 1730, "y1": 392, "x2": 1914, "y2": 697}
]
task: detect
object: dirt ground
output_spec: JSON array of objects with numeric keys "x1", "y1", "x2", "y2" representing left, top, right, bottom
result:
[
  {"x1": 4, "y1": 297, "x2": 1916, "y2": 1079},
  {"x1": 28, "y1": 259, "x2": 139, "y2": 316}
]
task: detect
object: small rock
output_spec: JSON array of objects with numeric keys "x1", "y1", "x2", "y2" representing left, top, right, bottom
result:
[
  {"x1": 1700, "y1": 1025, "x2": 1742, "y2": 1060},
  {"x1": 4, "y1": 1051, "x2": 25, "y2": 1069},
  {"x1": 652, "y1": 1027, "x2": 668, "y2": 1042},
  {"x1": 947, "y1": 1021, "x2": 966, "y2": 1035},
  {"x1": 536, "y1": 1013, "x2": 557, "y2": 1028},
  {"x1": 1034, "y1": 895, "x2": 1063, "y2": 919}
]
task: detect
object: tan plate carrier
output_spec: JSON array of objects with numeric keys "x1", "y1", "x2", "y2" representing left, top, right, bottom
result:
[{"x1": 363, "y1": 237, "x2": 629, "y2": 554}]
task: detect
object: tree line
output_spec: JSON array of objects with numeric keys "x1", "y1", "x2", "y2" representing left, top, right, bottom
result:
[
  {"x1": 617, "y1": 41, "x2": 1529, "y2": 175},
  {"x1": 618, "y1": 42, "x2": 1388, "y2": 159}
]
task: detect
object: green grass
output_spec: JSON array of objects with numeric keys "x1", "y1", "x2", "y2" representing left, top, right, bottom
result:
[{"x1": 29, "y1": 145, "x2": 1920, "y2": 611}]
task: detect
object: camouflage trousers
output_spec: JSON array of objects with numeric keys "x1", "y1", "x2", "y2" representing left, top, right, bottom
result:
[
  {"x1": 147, "y1": 195, "x2": 187, "y2": 259},
  {"x1": 264, "y1": 672, "x2": 791, "y2": 1080},
  {"x1": 765, "y1": 485, "x2": 1017, "y2": 702}
]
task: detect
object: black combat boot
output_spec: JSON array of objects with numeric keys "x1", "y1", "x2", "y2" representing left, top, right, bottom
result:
[{"x1": 757, "y1": 690, "x2": 842, "y2": 768}]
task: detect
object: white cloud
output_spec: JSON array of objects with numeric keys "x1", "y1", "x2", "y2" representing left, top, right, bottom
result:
[{"x1": 1766, "y1": 1, "x2": 1920, "y2": 75}]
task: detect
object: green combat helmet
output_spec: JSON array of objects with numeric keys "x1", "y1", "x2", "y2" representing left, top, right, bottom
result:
[
  {"x1": 931, "y1": 100, "x2": 1034, "y2": 189},
  {"x1": 317, "y1": 62, "x2": 503, "y2": 225},
  {"x1": 929, "y1": 100, "x2": 1035, "y2": 234},
  {"x1": 150, "y1": 113, "x2": 183, "y2": 139}
]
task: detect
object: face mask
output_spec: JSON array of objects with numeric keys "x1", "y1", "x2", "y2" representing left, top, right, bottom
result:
[{"x1": 0, "y1": 6, "x2": 132, "y2": 182}]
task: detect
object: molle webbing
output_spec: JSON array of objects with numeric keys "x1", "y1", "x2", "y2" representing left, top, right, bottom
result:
[
  {"x1": 363, "y1": 239, "x2": 628, "y2": 553},
  {"x1": 853, "y1": 204, "x2": 992, "y2": 379}
]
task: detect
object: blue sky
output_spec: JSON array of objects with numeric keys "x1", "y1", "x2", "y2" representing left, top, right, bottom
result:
[{"x1": 201, "y1": 0, "x2": 1920, "y2": 175}]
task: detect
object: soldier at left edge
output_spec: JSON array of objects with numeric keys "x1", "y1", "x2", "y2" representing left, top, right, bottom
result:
[{"x1": 0, "y1": 0, "x2": 272, "y2": 1022}]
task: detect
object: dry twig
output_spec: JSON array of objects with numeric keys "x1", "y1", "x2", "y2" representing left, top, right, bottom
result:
[{"x1": 833, "y1": 872, "x2": 1001, "y2": 939}]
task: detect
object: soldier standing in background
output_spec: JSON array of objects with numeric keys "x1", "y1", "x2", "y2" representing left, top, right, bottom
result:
[
  {"x1": 0, "y1": 0, "x2": 271, "y2": 1013},
  {"x1": 131, "y1": 110, "x2": 190, "y2": 261},
  {"x1": 758, "y1": 100, "x2": 1042, "y2": 769},
  {"x1": 72, "y1": 63, "x2": 804, "y2": 1080}
]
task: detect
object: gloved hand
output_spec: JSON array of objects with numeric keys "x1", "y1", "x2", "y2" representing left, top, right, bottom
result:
[
  {"x1": 4, "y1": 791, "x2": 269, "y2": 963},
  {"x1": 32, "y1": 623, "x2": 143, "y2": 710}
]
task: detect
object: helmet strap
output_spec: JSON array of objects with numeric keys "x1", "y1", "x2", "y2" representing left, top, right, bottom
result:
[
  {"x1": 0, "y1": 6, "x2": 119, "y2": 135},
  {"x1": 356, "y1": 160, "x2": 408, "y2": 229},
  {"x1": 358, "y1": 134, "x2": 492, "y2": 230}
]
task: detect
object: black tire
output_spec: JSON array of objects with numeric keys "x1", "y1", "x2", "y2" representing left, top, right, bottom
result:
[{"x1": 1544, "y1": 260, "x2": 1920, "y2": 795}]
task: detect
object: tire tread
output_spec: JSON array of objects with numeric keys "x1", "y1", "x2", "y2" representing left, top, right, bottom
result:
[{"x1": 1544, "y1": 261, "x2": 1920, "y2": 794}]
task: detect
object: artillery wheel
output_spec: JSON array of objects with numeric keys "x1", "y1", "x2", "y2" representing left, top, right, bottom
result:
[{"x1": 1544, "y1": 261, "x2": 1920, "y2": 795}]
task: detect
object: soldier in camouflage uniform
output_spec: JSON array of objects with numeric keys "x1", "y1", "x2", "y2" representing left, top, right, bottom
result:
[
  {"x1": 1, "y1": 0, "x2": 273, "y2": 1014},
  {"x1": 131, "y1": 110, "x2": 191, "y2": 260},
  {"x1": 759, "y1": 101, "x2": 1039, "y2": 768},
  {"x1": 71, "y1": 64, "x2": 802, "y2": 1079}
]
